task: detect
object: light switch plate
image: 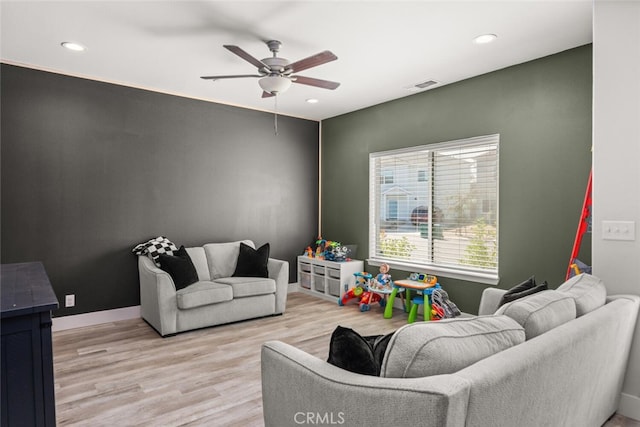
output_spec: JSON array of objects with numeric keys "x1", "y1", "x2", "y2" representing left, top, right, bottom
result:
[{"x1": 602, "y1": 220, "x2": 635, "y2": 241}]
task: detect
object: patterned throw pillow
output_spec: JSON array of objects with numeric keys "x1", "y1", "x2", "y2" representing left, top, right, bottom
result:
[{"x1": 132, "y1": 236, "x2": 178, "y2": 267}]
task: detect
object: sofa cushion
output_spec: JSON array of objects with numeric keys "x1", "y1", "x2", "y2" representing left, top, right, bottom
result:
[
  {"x1": 214, "y1": 276, "x2": 276, "y2": 298},
  {"x1": 498, "y1": 276, "x2": 548, "y2": 307},
  {"x1": 495, "y1": 290, "x2": 576, "y2": 339},
  {"x1": 327, "y1": 326, "x2": 394, "y2": 376},
  {"x1": 556, "y1": 273, "x2": 607, "y2": 316},
  {"x1": 176, "y1": 281, "x2": 233, "y2": 310},
  {"x1": 185, "y1": 247, "x2": 210, "y2": 281},
  {"x1": 158, "y1": 246, "x2": 199, "y2": 290},
  {"x1": 204, "y1": 240, "x2": 254, "y2": 279},
  {"x1": 233, "y1": 242, "x2": 270, "y2": 278},
  {"x1": 380, "y1": 315, "x2": 525, "y2": 378}
]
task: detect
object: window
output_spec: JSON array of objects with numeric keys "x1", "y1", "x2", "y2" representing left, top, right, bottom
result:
[
  {"x1": 369, "y1": 134, "x2": 499, "y2": 284},
  {"x1": 381, "y1": 170, "x2": 394, "y2": 184}
]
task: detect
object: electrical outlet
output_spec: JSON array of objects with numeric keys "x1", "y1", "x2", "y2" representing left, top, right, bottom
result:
[
  {"x1": 65, "y1": 294, "x2": 75, "y2": 308},
  {"x1": 602, "y1": 220, "x2": 636, "y2": 241}
]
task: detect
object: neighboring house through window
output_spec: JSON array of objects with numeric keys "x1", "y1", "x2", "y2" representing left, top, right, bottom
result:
[
  {"x1": 381, "y1": 170, "x2": 394, "y2": 184},
  {"x1": 369, "y1": 134, "x2": 499, "y2": 284}
]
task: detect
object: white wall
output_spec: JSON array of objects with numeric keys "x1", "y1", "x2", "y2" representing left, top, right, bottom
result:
[{"x1": 593, "y1": 0, "x2": 640, "y2": 420}]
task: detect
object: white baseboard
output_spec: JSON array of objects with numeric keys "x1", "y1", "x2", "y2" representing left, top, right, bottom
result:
[
  {"x1": 54, "y1": 283, "x2": 304, "y2": 331},
  {"x1": 52, "y1": 306, "x2": 141, "y2": 332},
  {"x1": 619, "y1": 392, "x2": 640, "y2": 421}
]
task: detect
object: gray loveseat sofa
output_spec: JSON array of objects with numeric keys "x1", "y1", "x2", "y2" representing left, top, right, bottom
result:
[
  {"x1": 261, "y1": 274, "x2": 639, "y2": 427},
  {"x1": 138, "y1": 240, "x2": 289, "y2": 336}
]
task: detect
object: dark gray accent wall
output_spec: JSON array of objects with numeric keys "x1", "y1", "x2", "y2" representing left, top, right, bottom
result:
[
  {"x1": 1, "y1": 64, "x2": 319, "y2": 316},
  {"x1": 321, "y1": 45, "x2": 592, "y2": 314}
]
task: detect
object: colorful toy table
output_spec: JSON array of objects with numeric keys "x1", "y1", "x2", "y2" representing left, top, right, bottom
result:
[
  {"x1": 383, "y1": 279, "x2": 438, "y2": 321},
  {"x1": 365, "y1": 284, "x2": 395, "y2": 310}
]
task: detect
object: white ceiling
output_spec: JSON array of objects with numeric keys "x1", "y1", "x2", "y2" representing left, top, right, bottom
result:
[{"x1": 1, "y1": 1, "x2": 593, "y2": 121}]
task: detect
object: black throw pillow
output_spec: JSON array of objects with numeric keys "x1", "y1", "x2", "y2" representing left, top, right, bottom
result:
[
  {"x1": 232, "y1": 242, "x2": 269, "y2": 278},
  {"x1": 327, "y1": 326, "x2": 394, "y2": 376},
  {"x1": 498, "y1": 275, "x2": 549, "y2": 307},
  {"x1": 364, "y1": 333, "x2": 394, "y2": 373},
  {"x1": 158, "y1": 245, "x2": 199, "y2": 291}
]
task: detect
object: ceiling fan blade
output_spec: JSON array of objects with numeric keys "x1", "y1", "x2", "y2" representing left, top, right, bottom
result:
[
  {"x1": 288, "y1": 50, "x2": 337, "y2": 73},
  {"x1": 292, "y1": 75, "x2": 340, "y2": 90},
  {"x1": 200, "y1": 74, "x2": 262, "y2": 80},
  {"x1": 262, "y1": 91, "x2": 275, "y2": 98},
  {"x1": 224, "y1": 45, "x2": 268, "y2": 69}
]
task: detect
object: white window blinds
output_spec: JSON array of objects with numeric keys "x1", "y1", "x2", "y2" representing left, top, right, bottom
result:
[{"x1": 369, "y1": 134, "x2": 499, "y2": 283}]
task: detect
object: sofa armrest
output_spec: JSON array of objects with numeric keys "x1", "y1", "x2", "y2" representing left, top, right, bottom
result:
[
  {"x1": 606, "y1": 294, "x2": 640, "y2": 305},
  {"x1": 478, "y1": 287, "x2": 508, "y2": 315},
  {"x1": 268, "y1": 258, "x2": 289, "y2": 314},
  {"x1": 138, "y1": 256, "x2": 178, "y2": 336},
  {"x1": 261, "y1": 341, "x2": 470, "y2": 427}
]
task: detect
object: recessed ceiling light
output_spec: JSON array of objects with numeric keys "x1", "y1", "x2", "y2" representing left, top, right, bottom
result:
[
  {"x1": 306, "y1": 98, "x2": 319, "y2": 104},
  {"x1": 61, "y1": 41, "x2": 86, "y2": 52},
  {"x1": 473, "y1": 34, "x2": 497, "y2": 44}
]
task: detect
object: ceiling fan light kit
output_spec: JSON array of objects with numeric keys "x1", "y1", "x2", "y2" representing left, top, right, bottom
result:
[
  {"x1": 201, "y1": 40, "x2": 339, "y2": 98},
  {"x1": 258, "y1": 75, "x2": 291, "y2": 95}
]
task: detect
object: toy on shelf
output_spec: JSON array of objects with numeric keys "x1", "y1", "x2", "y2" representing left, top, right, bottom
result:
[
  {"x1": 313, "y1": 236, "x2": 326, "y2": 259},
  {"x1": 326, "y1": 244, "x2": 350, "y2": 262},
  {"x1": 307, "y1": 236, "x2": 351, "y2": 262},
  {"x1": 339, "y1": 272, "x2": 372, "y2": 307}
]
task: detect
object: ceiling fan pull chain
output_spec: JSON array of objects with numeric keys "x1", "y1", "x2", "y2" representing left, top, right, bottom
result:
[{"x1": 274, "y1": 95, "x2": 279, "y2": 135}]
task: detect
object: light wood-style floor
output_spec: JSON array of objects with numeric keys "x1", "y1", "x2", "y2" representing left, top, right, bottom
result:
[{"x1": 53, "y1": 292, "x2": 639, "y2": 427}]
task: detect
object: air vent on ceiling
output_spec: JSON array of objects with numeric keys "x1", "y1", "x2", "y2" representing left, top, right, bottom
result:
[
  {"x1": 415, "y1": 79, "x2": 439, "y2": 89},
  {"x1": 405, "y1": 79, "x2": 439, "y2": 92}
]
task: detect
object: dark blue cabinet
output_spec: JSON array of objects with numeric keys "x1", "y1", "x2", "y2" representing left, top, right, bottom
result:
[{"x1": 1, "y1": 262, "x2": 58, "y2": 427}]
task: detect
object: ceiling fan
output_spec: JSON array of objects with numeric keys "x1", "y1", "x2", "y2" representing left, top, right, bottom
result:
[{"x1": 201, "y1": 40, "x2": 340, "y2": 98}]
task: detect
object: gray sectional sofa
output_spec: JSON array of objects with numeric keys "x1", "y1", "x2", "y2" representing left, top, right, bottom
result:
[
  {"x1": 261, "y1": 274, "x2": 639, "y2": 427},
  {"x1": 138, "y1": 240, "x2": 289, "y2": 336}
]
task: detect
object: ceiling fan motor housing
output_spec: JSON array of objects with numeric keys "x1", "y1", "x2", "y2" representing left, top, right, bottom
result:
[{"x1": 261, "y1": 57, "x2": 291, "y2": 75}]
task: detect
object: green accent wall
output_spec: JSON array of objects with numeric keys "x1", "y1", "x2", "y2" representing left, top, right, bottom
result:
[{"x1": 321, "y1": 45, "x2": 592, "y2": 314}]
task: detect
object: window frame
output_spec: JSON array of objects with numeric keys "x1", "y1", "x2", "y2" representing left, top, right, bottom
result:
[{"x1": 368, "y1": 134, "x2": 500, "y2": 285}]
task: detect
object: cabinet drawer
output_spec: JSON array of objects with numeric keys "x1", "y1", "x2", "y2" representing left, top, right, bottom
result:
[
  {"x1": 327, "y1": 268, "x2": 341, "y2": 279},
  {"x1": 314, "y1": 280, "x2": 325, "y2": 293},
  {"x1": 327, "y1": 278, "x2": 341, "y2": 297},
  {"x1": 313, "y1": 266, "x2": 325, "y2": 276},
  {"x1": 299, "y1": 262, "x2": 312, "y2": 273},
  {"x1": 299, "y1": 272, "x2": 311, "y2": 289}
]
